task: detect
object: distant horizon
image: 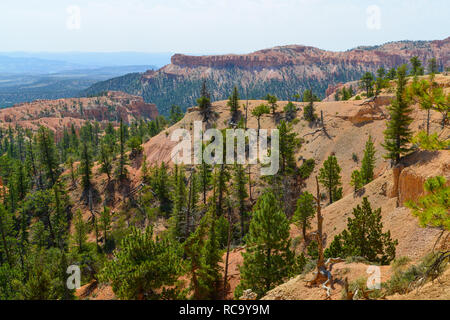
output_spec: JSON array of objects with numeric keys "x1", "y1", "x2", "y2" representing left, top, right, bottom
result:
[{"x1": 1, "y1": 35, "x2": 448, "y2": 57}]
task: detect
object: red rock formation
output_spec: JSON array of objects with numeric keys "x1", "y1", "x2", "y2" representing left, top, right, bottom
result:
[
  {"x1": 170, "y1": 38, "x2": 450, "y2": 70},
  {"x1": 0, "y1": 91, "x2": 158, "y2": 134}
]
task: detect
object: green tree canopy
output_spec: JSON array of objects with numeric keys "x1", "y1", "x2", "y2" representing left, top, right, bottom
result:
[
  {"x1": 406, "y1": 176, "x2": 449, "y2": 230},
  {"x1": 293, "y1": 192, "x2": 315, "y2": 240},
  {"x1": 236, "y1": 191, "x2": 294, "y2": 298},
  {"x1": 318, "y1": 155, "x2": 342, "y2": 204},
  {"x1": 100, "y1": 226, "x2": 184, "y2": 300},
  {"x1": 382, "y1": 64, "x2": 414, "y2": 164},
  {"x1": 325, "y1": 197, "x2": 397, "y2": 264}
]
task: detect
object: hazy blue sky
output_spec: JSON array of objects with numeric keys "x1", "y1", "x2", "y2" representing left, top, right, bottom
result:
[{"x1": 1, "y1": 0, "x2": 448, "y2": 54}]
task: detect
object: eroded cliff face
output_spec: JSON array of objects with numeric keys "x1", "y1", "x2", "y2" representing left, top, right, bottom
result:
[
  {"x1": 84, "y1": 38, "x2": 450, "y2": 116},
  {"x1": 389, "y1": 151, "x2": 450, "y2": 205},
  {"x1": 0, "y1": 91, "x2": 158, "y2": 134},
  {"x1": 170, "y1": 38, "x2": 450, "y2": 70}
]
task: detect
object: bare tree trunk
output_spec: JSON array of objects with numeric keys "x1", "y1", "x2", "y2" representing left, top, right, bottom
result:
[
  {"x1": 185, "y1": 172, "x2": 193, "y2": 241},
  {"x1": 248, "y1": 165, "x2": 252, "y2": 201},
  {"x1": 315, "y1": 176, "x2": 325, "y2": 270},
  {"x1": 217, "y1": 164, "x2": 224, "y2": 216},
  {"x1": 89, "y1": 189, "x2": 99, "y2": 250},
  {"x1": 245, "y1": 91, "x2": 249, "y2": 130},
  {"x1": 307, "y1": 177, "x2": 327, "y2": 288},
  {"x1": 223, "y1": 203, "x2": 233, "y2": 299}
]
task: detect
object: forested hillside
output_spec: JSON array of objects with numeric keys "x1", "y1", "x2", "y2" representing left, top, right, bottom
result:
[{"x1": 1, "y1": 58, "x2": 448, "y2": 300}]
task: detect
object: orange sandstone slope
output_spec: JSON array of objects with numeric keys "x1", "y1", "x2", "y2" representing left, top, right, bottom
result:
[
  {"x1": 142, "y1": 75, "x2": 449, "y2": 196},
  {"x1": 140, "y1": 75, "x2": 449, "y2": 300},
  {"x1": 262, "y1": 149, "x2": 449, "y2": 300},
  {"x1": 0, "y1": 91, "x2": 158, "y2": 135}
]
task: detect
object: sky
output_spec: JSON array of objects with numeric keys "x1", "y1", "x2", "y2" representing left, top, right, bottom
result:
[{"x1": 0, "y1": 0, "x2": 449, "y2": 54}]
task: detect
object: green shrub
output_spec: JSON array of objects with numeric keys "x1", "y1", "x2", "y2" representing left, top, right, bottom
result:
[
  {"x1": 298, "y1": 159, "x2": 315, "y2": 179},
  {"x1": 391, "y1": 256, "x2": 411, "y2": 272}
]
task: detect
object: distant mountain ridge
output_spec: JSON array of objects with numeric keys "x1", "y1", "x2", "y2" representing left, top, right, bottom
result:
[
  {"x1": 0, "y1": 66, "x2": 156, "y2": 108},
  {"x1": 83, "y1": 37, "x2": 450, "y2": 116}
]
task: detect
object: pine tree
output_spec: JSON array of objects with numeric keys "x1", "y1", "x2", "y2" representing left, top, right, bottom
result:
[
  {"x1": 304, "y1": 91, "x2": 317, "y2": 122},
  {"x1": 12, "y1": 160, "x2": 28, "y2": 201},
  {"x1": 199, "y1": 148, "x2": 212, "y2": 205},
  {"x1": 324, "y1": 197, "x2": 397, "y2": 264},
  {"x1": 382, "y1": 64, "x2": 414, "y2": 164},
  {"x1": 265, "y1": 94, "x2": 278, "y2": 114},
  {"x1": 80, "y1": 142, "x2": 93, "y2": 197},
  {"x1": 6, "y1": 126, "x2": 15, "y2": 159},
  {"x1": 428, "y1": 58, "x2": 439, "y2": 74},
  {"x1": 236, "y1": 191, "x2": 294, "y2": 298},
  {"x1": 410, "y1": 56, "x2": 424, "y2": 76},
  {"x1": 127, "y1": 135, "x2": 143, "y2": 160},
  {"x1": 36, "y1": 126, "x2": 59, "y2": 188},
  {"x1": 410, "y1": 73, "x2": 446, "y2": 135},
  {"x1": 198, "y1": 80, "x2": 213, "y2": 122},
  {"x1": 278, "y1": 120, "x2": 300, "y2": 176},
  {"x1": 66, "y1": 156, "x2": 77, "y2": 188},
  {"x1": 251, "y1": 104, "x2": 270, "y2": 134},
  {"x1": 100, "y1": 226, "x2": 184, "y2": 300},
  {"x1": 411, "y1": 131, "x2": 449, "y2": 151},
  {"x1": 360, "y1": 135, "x2": 376, "y2": 184},
  {"x1": 100, "y1": 206, "x2": 112, "y2": 247},
  {"x1": 69, "y1": 123, "x2": 79, "y2": 152},
  {"x1": 58, "y1": 252, "x2": 75, "y2": 300},
  {"x1": 141, "y1": 155, "x2": 151, "y2": 185},
  {"x1": 185, "y1": 169, "x2": 199, "y2": 240},
  {"x1": 52, "y1": 182, "x2": 68, "y2": 249},
  {"x1": 359, "y1": 72, "x2": 375, "y2": 97},
  {"x1": 318, "y1": 155, "x2": 342, "y2": 204},
  {"x1": 387, "y1": 67, "x2": 397, "y2": 80},
  {"x1": 16, "y1": 128, "x2": 25, "y2": 162},
  {"x1": 99, "y1": 141, "x2": 112, "y2": 181},
  {"x1": 72, "y1": 210, "x2": 88, "y2": 253},
  {"x1": 227, "y1": 86, "x2": 240, "y2": 114},
  {"x1": 214, "y1": 164, "x2": 230, "y2": 217},
  {"x1": 169, "y1": 105, "x2": 184, "y2": 125},
  {"x1": 233, "y1": 163, "x2": 248, "y2": 240},
  {"x1": 184, "y1": 209, "x2": 208, "y2": 299},
  {"x1": 302, "y1": 89, "x2": 319, "y2": 102},
  {"x1": 284, "y1": 101, "x2": 297, "y2": 121},
  {"x1": 152, "y1": 162, "x2": 172, "y2": 215},
  {"x1": 350, "y1": 170, "x2": 363, "y2": 192},
  {"x1": 115, "y1": 118, "x2": 128, "y2": 180},
  {"x1": 198, "y1": 205, "x2": 222, "y2": 299},
  {"x1": 406, "y1": 176, "x2": 449, "y2": 230},
  {"x1": 298, "y1": 159, "x2": 315, "y2": 180},
  {"x1": 213, "y1": 134, "x2": 231, "y2": 217},
  {"x1": 293, "y1": 192, "x2": 315, "y2": 240},
  {"x1": 25, "y1": 135, "x2": 42, "y2": 190},
  {"x1": 375, "y1": 67, "x2": 389, "y2": 95},
  {"x1": 341, "y1": 86, "x2": 352, "y2": 100},
  {"x1": 170, "y1": 165, "x2": 187, "y2": 242}
]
